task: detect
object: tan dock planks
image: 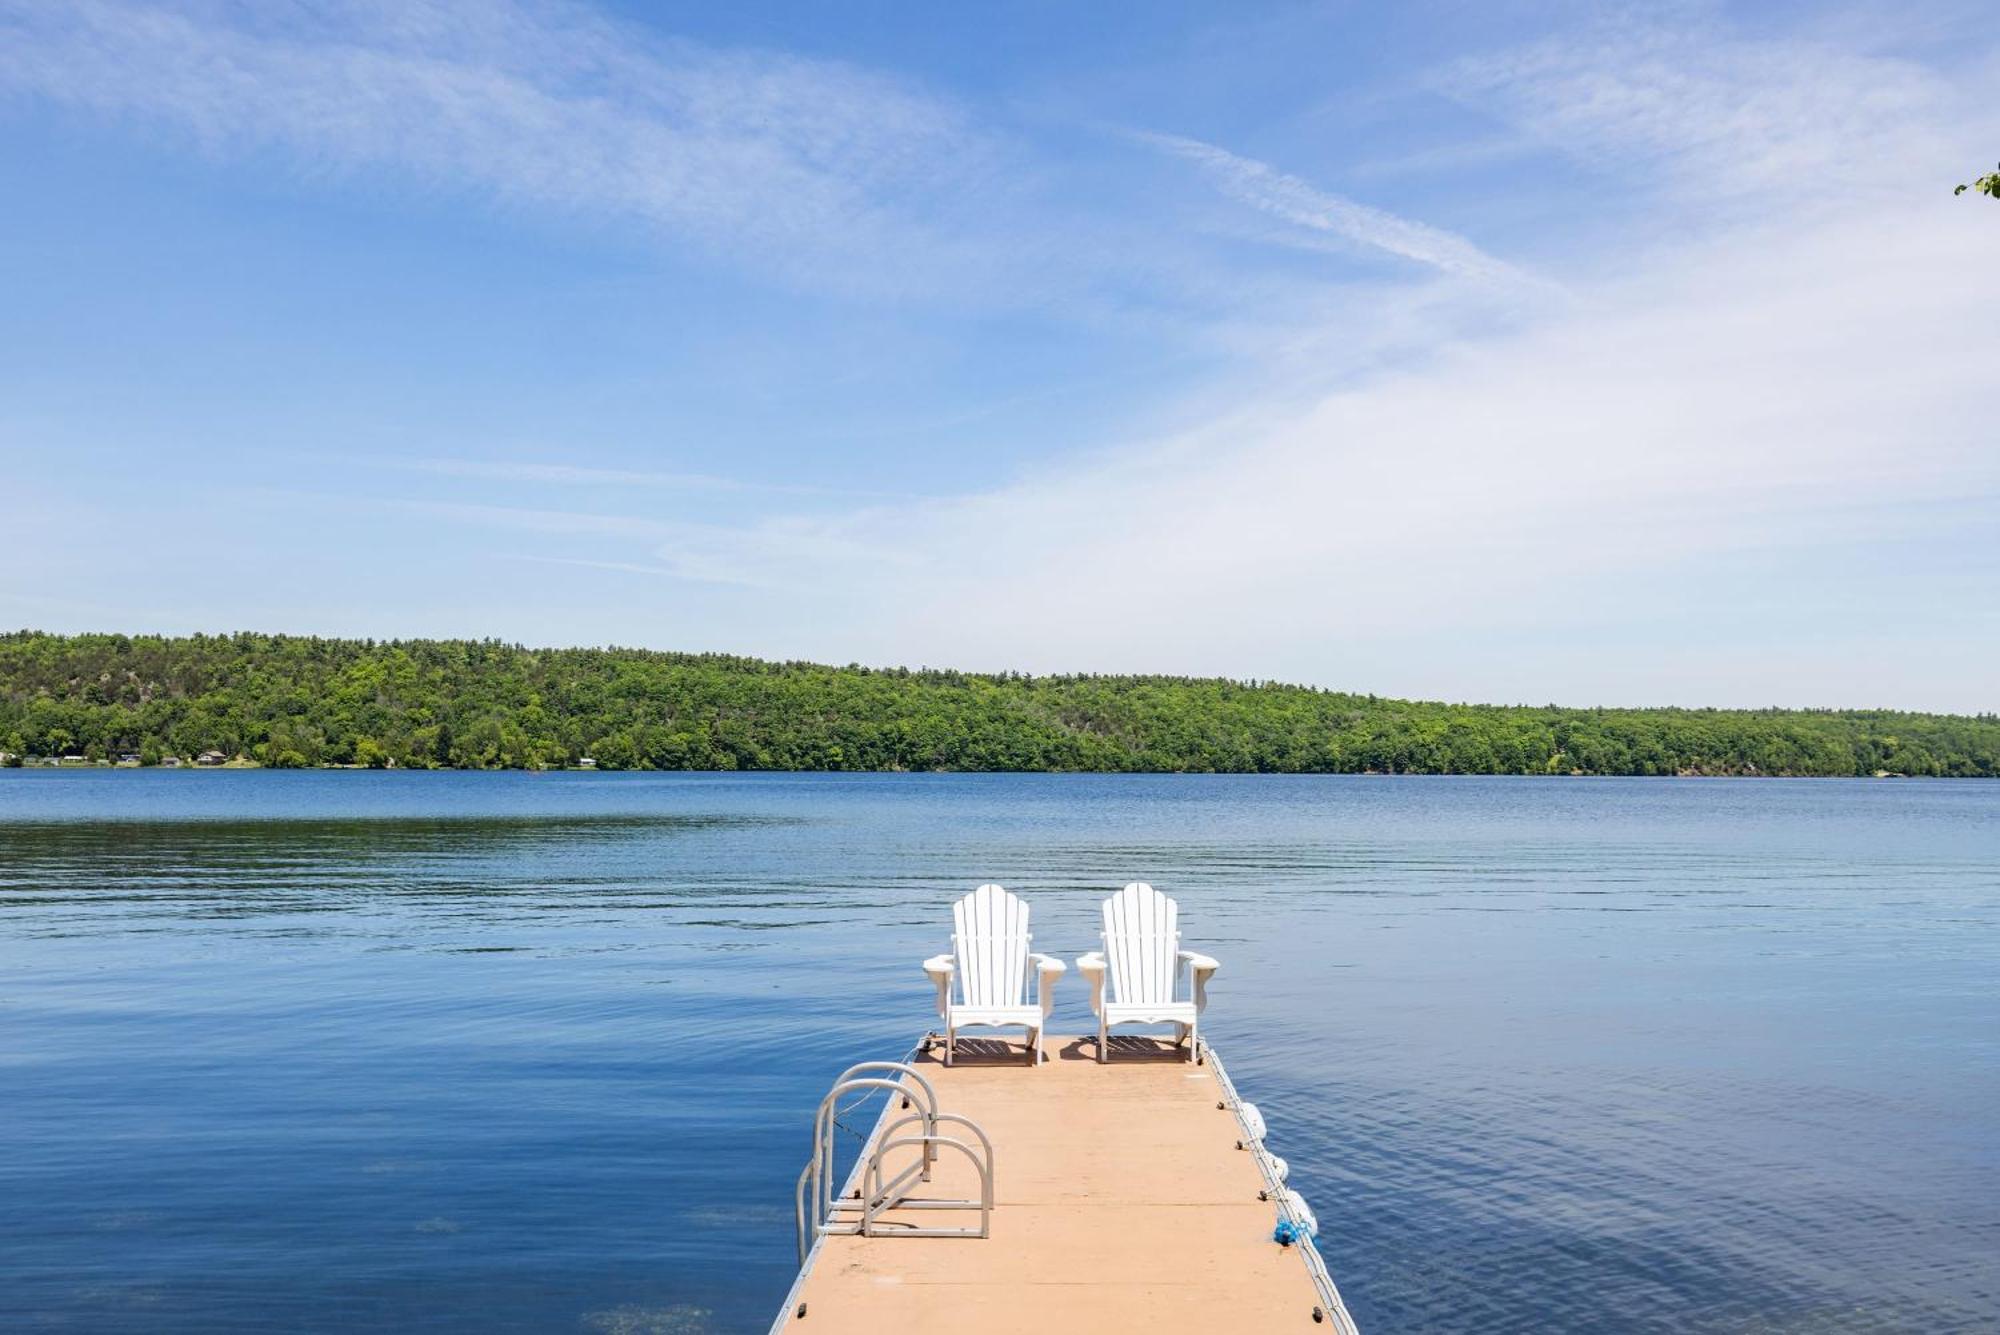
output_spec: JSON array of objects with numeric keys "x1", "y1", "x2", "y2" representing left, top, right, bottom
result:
[{"x1": 776, "y1": 1036, "x2": 1329, "y2": 1333}]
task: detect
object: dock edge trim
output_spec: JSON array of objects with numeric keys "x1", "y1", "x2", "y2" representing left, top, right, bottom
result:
[{"x1": 1207, "y1": 1041, "x2": 1362, "y2": 1334}]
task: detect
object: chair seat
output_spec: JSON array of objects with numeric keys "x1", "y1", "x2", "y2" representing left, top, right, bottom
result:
[
  {"x1": 1102, "y1": 1000, "x2": 1197, "y2": 1025},
  {"x1": 948, "y1": 1004, "x2": 1044, "y2": 1028}
]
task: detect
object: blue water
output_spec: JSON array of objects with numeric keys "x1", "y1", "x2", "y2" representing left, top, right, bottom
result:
[{"x1": 2, "y1": 772, "x2": 1996, "y2": 1332}]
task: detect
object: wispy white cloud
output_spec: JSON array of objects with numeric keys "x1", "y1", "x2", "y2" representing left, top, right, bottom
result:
[
  {"x1": 648, "y1": 514, "x2": 915, "y2": 589},
  {"x1": 485, "y1": 16, "x2": 2000, "y2": 709},
  {"x1": 0, "y1": 0, "x2": 1555, "y2": 356},
  {"x1": 0, "y1": 0, "x2": 1552, "y2": 340},
  {"x1": 1138, "y1": 131, "x2": 1530, "y2": 284},
  {"x1": 592, "y1": 194, "x2": 2000, "y2": 705},
  {"x1": 0, "y1": 0, "x2": 1012, "y2": 297},
  {"x1": 391, "y1": 496, "x2": 906, "y2": 589},
  {"x1": 363, "y1": 455, "x2": 902, "y2": 499},
  {"x1": 390, "y1": 497, "x2": 672, "y2": 540},
  {"x1": 397, "y1": 458, "x2": 746, "y2": 491},
  {"x1": 508, "y1": 555, "x2": 722, "y2": 580},
  {"x1": 1435, "y1": 13, "x2": 1978, "y2": 206},
  {"x1": 10, "y1": 3, "x2": 1999, "y2": 709}
]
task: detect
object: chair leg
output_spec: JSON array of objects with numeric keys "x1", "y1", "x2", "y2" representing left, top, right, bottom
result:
[
  {"x1": 945, "y1": 1023, "x2": 954, "y2": 1067},
  {"x1": 1098, "y1": 1015, "x2": 1108, "y2": 1064}
]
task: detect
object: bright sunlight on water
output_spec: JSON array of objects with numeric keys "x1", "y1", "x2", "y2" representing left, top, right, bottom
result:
[{"x1": 2, "y1": 771, "x2": 1996, "y2": 1332}]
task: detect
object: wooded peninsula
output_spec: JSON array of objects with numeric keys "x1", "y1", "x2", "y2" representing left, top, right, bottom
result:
[{"x1": 2, "y1": 631, "x2": 1994, "y2": 776}]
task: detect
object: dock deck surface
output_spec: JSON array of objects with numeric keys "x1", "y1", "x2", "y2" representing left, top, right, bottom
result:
[{"x1": 775, "y1": 1035, "x2": 1329, "y2": 1332}]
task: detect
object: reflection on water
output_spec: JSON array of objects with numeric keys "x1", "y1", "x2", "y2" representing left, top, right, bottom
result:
[
  {"x1": 0, "y1": 813, "x2": 786, "y2": 932},
  {"x1": 2, "y1": 771, "x2": 1996, "y2": 1333}
]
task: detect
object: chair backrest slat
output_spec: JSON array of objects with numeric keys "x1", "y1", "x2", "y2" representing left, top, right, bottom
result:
[
  {"x1": 952, "y1": 884, "x2": 1029, "y2": 1008},
  {"x1": 1103, "y1": 882, "x2": 1179, "y2": 1005}
]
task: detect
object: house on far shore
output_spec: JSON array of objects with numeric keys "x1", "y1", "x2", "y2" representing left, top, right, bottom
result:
[
  {"x1": 59, "y1": 754, "x2": 89, "y2": 765},
  {"x1": 196, "y1": 750, "x2": 228, "y2": 767},
  {"x1": 159, "y1": 755, "x2": 181, "y2": 767},
  {"x1": 116, "y1": 752, "x2": 142, "y2": 766},
  {"x1": 577, "y1": 756, "x2": 597, "y2": 769}
]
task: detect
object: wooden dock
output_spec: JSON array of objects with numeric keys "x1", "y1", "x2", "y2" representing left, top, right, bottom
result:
[{"x1": 774, "y1": 1034, "x2": 1350, "y2": 1333}]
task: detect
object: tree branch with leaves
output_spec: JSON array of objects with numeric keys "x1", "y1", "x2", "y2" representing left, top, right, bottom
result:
[{"x1": 1955, "y1": 162, "x2": 1999, "y2": 198}]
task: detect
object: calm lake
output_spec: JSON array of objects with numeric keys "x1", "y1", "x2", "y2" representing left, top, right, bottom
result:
[{"x1": 2, "y1": 771, "x2": 1995, "y2": 1332}]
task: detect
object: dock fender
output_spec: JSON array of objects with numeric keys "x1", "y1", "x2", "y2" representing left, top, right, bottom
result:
[{"x1": 1281, "y1": 1189, "x2": 1319, "y2": 1239}]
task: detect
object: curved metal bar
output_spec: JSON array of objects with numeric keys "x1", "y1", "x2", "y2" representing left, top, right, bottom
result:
[
  {"x1": 864, "y1": 1120, "x2": 927, "y2": 1213},
  {"x1": 830, "y1": 1062, "x2": 938, "y2": 1118},
  {"x1": 868, "y1": 1110, "x2": 996, "y2": 1207},
  {"x1": 820, "y1": 1063, "x2": 936, "y2": 1159},
  {"x1": 793, "y1": 1058, "x2": 1001, "y2": 1274},
  {"x1": 863, "y1": 1135, "x2": 993, "y2": 1240},
  {"x1": 867, "y1": 1135, "x2": 988, "y2": 1220},
  {"x1": 828, "y1": 1061, "x2": 941, "y2": 1181},
  {"x1": 794, "y1": 1160, "x2": 815, "y2": 1266},
  {"x1": 778, "y1": 1037, "x2": 932, "y2": 1335},
  {"x1": 926, "y1": 1112, "x2": 994, "y2": 1200},
  {"x1": 812, "y1": 1075, "x2": 940, "y2": 1229}
]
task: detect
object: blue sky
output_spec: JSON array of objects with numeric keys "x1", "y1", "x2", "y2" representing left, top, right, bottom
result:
[{"x1": 3, "y1": 1, "x2": 1997, "y2": 710}]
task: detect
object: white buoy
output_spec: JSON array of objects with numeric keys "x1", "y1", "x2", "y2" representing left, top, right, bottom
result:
[
  {"x1": 1282, "y1": 1189, "x2": 1318, "y2": 1238},
  {"x1": 1239, "y1": 1102, "x2": 1267, "y2": 1142},
  {"x1": 1268, "y1": 1154, "x2": 1289, "y2": 1183}
]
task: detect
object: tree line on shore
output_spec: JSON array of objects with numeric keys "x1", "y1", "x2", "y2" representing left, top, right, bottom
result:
[{"x1": 2, "y1": 631, "x2": 1995, "y2": 777}]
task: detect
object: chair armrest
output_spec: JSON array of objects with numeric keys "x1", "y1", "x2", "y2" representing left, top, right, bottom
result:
[
  {"x1": 923, "y1": 954, "x2": 956, "y2": 1019},
  {"x1": 1177, "y1": 950, "x2": 1219, "y2": 1013},
  {"x1": 1029, "y1": 953, "x2": 1066, "y2": 1019},
  {"x1": 1076, "y1": 951, "x2": 1107, "y2": 1018}
]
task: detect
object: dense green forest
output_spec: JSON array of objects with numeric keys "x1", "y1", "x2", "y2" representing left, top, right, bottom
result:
[{"x1": 1, "y1": 631, "x2": 1995, "y2": 776}]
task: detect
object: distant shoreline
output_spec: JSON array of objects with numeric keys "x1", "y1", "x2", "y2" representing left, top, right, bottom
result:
[
  {"x1": 1, "y1": 765, "x2": 1957, "y2": 780},
  {"x1": 5, "y1": 631, "x2": 1997, "y2": 778}
]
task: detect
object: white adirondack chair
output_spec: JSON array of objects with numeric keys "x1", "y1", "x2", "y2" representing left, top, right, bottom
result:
[
  {"x1": 923, "y1": 884, "x2": 1066, "y2": 1066},
  {"x1": 1076, "y1": 883, "x2": 1219, "y2": 1063}
]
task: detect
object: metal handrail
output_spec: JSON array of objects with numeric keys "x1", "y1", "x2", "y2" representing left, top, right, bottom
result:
[
  {"x1": 795, "y1": 1060, "x2": 994, "y2": 1264},
  {"x1": 863, "y1": 1134, "x2": 992, "y2": 1239},
  {"x1": 776, "y1": 1039, "x2": 928, "y2": 1332},
  {"x1": 825, "y1": 1062, "x2": 942, "y2": 1186},
  {"x1": 870, "y1": 1111, "x2": 996, "y2": 1213},
  {"x1": 830, "y1": 1061, "x2": 939, "y2": 1114},
  {"x1": 806, "y1": 1073, "x2": 932, "y2": 1247}
]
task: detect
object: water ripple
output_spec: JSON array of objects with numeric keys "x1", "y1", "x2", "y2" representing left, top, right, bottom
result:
[{"x1": 2, "y1": 771, "x2": 1996, "y2": 1332}]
